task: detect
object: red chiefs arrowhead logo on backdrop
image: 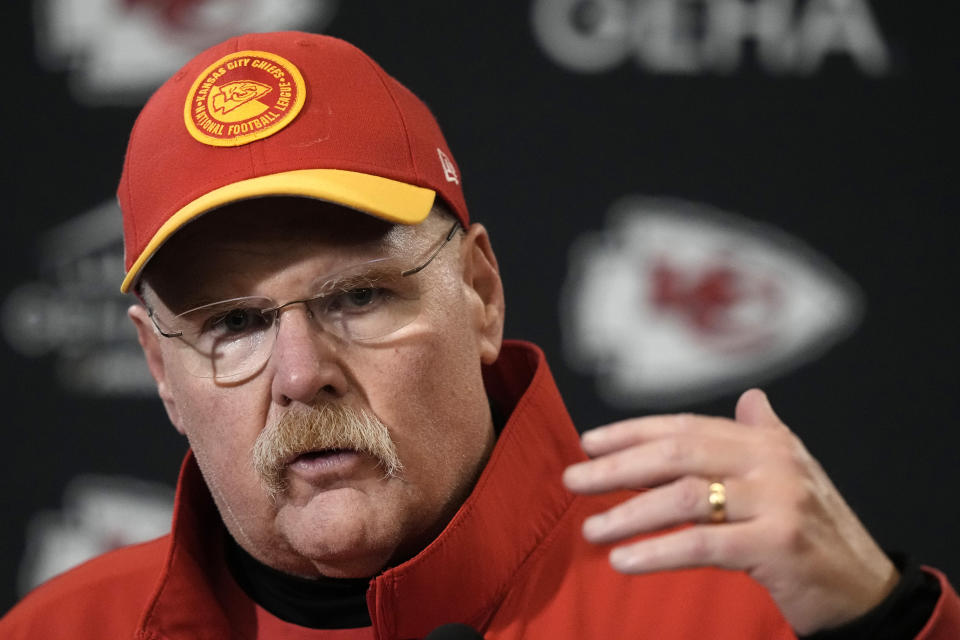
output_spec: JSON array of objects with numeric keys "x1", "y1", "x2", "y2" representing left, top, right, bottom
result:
[
  {"x1": 648, "y1": 256, "x2": 781, "y2": 352},
  {"x1": 561, "y1": 197, "x2": 864, "y2": 408},
  {"x1": 34, "y1": 0, "x2": 338, "y2": 104},
  {"x1": 17, "y1": 475, "x2": 173, "y2": 596}
]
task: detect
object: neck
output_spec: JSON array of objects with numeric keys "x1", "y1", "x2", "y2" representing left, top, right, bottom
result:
[{"x1": 224, "y1": 534, "x2": 372, "y2": 629}]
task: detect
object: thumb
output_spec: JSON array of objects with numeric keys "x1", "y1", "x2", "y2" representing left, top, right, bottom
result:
[{"x1": 735, "y1": 388, "x2": 782, "y2": 428}]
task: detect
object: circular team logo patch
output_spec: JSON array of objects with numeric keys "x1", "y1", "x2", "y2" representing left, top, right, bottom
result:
[{"x1": 183, "y1": 50, "x2": 306, "y2": 147}]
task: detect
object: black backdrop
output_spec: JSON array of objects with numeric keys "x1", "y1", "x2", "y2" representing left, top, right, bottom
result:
[{"x1": 3, "y1": 0, "x2": 958, "y2": 617}]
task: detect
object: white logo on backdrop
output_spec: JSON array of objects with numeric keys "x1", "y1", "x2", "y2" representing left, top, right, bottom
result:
[
  {"x1": 561, "y1": 197, "x2": 863, "y2": 408},
  {"x1": 1, "y1": 201, "x2": 156, "y2": 395},
  {"x1": 531, "y1": 0, "x2": 890, "y2": 76},
  {"x1": 18, "y1": 475, "x2": 174, "y2": 595},
  {"x1": 34, "y1": 0, "x2": 339, "y2": 104}
]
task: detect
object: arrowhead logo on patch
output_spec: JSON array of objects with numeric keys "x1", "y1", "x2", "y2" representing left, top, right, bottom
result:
[
  {"x1": 209, "y1": 80, "x2": 272, "y2": 119},
  {"x1": 560, "y1": 197, "x2": 864, "y2": 409}
]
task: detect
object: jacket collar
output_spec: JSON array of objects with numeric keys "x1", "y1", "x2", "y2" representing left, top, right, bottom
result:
[
  {"x1": 369, "y1": 341, "x2": 586, "y2": 638},
  {"x1": 139, "y1": 340, "x2": 586, "y2": 639}
]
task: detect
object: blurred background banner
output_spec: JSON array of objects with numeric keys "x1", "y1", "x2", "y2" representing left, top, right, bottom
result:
[{"x1": 3, "y1": 0, "x2": 957, "y2": 615}]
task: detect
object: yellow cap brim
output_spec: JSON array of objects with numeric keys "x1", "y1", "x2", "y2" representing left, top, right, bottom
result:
[{"x1": 121, "y1": 168, "x2": 436, "y2": 292}]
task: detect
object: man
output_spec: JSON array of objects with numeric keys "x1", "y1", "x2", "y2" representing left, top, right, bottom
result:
[{"x1": 2, "y1": 31, "x2": 957, "y2": 639}]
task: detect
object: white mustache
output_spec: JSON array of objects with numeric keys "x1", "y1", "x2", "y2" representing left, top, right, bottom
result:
[{"x1": 252, "y1": 403, "x2": 403, "y2": 499}]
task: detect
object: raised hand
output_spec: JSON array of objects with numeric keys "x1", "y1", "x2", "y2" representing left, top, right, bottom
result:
[{"x1": 562, "y1": 389, "x2": 899, "y2": 635}]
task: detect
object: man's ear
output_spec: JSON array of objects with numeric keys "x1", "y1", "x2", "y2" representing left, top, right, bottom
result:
[
  {"x1": 128, "y1": 305, "x2": 186, "y2": 435},
  {"x1": 460, "y1": 223, "x2": 505, "y2": 365}
]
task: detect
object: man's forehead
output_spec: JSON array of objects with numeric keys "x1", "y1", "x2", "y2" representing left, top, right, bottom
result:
[
  {"x1": 174, "y1": 197, "x2": 410, "y2": 244},
  {"x1": 141, "y1": 197, "x2": 424, "y2": 303}
]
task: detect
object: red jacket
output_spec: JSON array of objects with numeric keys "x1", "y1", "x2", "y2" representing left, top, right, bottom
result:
[{"x1": 3, "y1": 341, "x2": 959, "y2": 639}]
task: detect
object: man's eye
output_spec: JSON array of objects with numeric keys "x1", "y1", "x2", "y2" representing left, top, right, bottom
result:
[
  {"x1": 326, "y1": 287, "x2": 385, "y2": 313},
  {"x1": 346, "y1": 288, "x2": 376, "y2": 307},
  {"x1": 209, "y1": 309, "x2": 266, "y2": 334}
]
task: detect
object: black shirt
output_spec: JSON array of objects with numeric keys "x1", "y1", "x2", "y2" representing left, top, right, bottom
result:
[{"x1": 226, "y1": 535, "x2": 939, "y2": 636}]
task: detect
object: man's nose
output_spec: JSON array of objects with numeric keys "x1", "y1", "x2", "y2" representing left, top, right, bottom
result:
[{"x1": 269, "y1": 306, "x2": 349, "y2": 406}]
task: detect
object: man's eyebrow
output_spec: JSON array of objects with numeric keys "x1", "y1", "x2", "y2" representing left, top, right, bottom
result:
[
  {"x1": 163, "y1": 292, "x2": 254, "y2": 315},
  {"x1": 312, "y1": 260, "x2": 401, "y2": 292}
]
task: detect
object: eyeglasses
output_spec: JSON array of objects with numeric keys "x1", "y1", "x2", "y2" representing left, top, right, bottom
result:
[{"x1": 146, "y1": 222, "x2": 460, "y2": 380}]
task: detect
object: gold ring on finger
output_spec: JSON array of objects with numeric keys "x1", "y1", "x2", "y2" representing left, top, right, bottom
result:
[{"x1": 707, "y1": 481, "x2": 727, "y2": 524}]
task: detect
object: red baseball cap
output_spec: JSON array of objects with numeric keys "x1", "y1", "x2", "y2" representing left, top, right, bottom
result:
[{"x1": 118, "y1": 31, "x2": 468, "y2": 292}]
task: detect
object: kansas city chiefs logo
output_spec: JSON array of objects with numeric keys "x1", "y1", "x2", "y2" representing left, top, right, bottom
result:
[
  {"x1": 17, "y1": 474, "x2": 173, "y2": 595},
  {"x1": 210, "y1": 80, "x2": 272, "y2": 118},
  {"x1": 561, "y1": 197, "x2": 863, "y2": 409},
  {"x1": 33, "y1": 0, "x2": 339, "y2": 105}
]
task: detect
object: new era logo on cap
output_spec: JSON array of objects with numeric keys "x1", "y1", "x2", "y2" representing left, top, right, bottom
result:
[{"x1": 437, "y1": 148, "x2": 459, "y2": 185}]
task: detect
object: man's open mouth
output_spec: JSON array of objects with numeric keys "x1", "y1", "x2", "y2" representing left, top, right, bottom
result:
[
  {"x1": 285, "y1": 448, "x2": 364, "y2": 475},
  {"x1": 291, "y1": 448, "x2": 354, "y2": 464}
]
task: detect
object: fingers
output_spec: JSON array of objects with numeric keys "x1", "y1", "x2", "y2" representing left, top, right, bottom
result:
[
  {"x1": 607, "y1": 523, "x2": 757, "y2": 575},
  {"x1": 582, "y1": 477, "x2": 753, "y2": 544},
  {"x1": 579, "y1": 390, "x2": 782, "y2": 461},
  {"x1": 734, "y1": 388, "x2": 783, "y2": 429},
  {"x1": 564, "y1": 432, "x2": 752, "y2": 495},
  {"x1": 579, "y1": 413, "x2": 737, "y2": 457},
  {"x1": 567, "y1": 390, "x2": 800, "y2": 498}
]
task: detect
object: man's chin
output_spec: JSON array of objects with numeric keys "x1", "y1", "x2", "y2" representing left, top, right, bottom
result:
[{"x1": 271, "y1": 487, "x2": 401, "y2": 578}]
